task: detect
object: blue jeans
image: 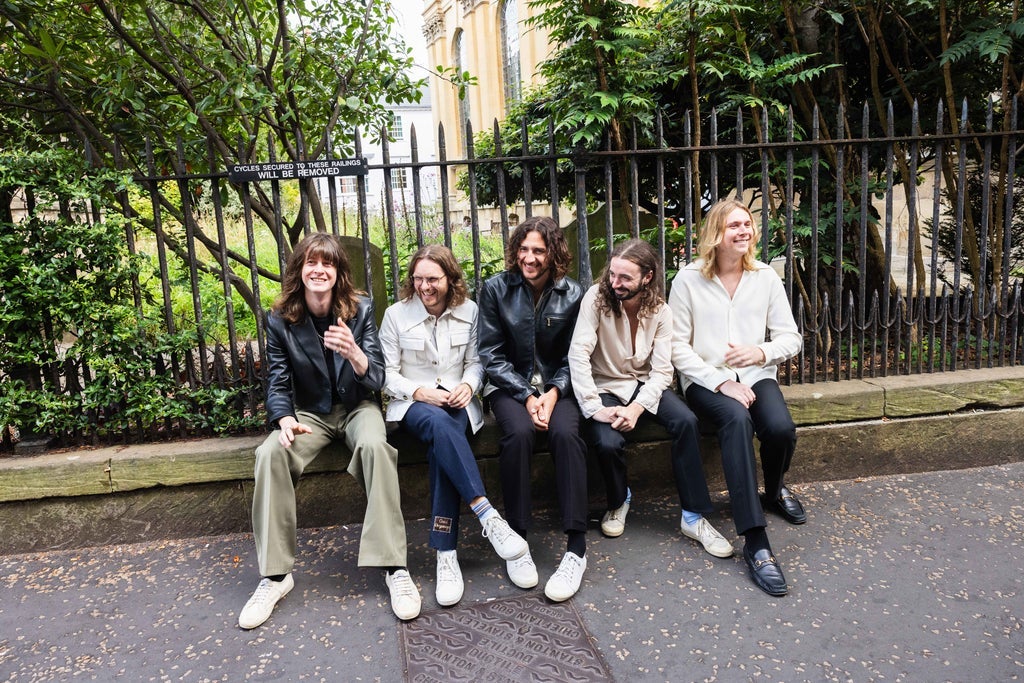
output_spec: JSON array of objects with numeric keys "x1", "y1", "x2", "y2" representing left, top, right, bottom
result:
[{"x1": 401, "y1": 402, "x2": 487, "y2": 551}]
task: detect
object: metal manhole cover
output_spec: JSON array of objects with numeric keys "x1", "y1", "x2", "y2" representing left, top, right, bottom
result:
[{"x1": 399, "y1": 594, "x2": 613, "y2": 682}]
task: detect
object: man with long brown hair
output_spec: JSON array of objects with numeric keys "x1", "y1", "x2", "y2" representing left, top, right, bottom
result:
[
  {"x1": 239, "y1": 232, "x2": 420, "y2": 630},
  {"x1": 569, "y1": 238, "x2": 732, "y2": 558},
  {"x1": 478, "y1": 216, "x2": 589, "y2": 602}
]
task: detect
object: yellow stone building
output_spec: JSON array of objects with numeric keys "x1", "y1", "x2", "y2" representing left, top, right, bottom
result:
[{"x1": 422, "y1": 0, "x2": 553, "y2": 158}]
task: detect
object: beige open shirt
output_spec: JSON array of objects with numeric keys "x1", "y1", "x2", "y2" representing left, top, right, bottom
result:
[{"x1": 567, "y1": 285, "x2": 675, "y2": 419}]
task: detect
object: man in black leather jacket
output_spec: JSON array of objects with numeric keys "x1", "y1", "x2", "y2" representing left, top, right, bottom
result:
[
  {"x1": 238, "y1": 233, "x2": 420, "y2": 630},
  {"x1": 477, "y1": 216, "x2": 589, "y2": 603}
]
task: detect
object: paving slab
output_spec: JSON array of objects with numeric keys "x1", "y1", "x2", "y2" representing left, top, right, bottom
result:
[{"x1": 1, "y1": 462, "x2": 1022, "y2": 682}]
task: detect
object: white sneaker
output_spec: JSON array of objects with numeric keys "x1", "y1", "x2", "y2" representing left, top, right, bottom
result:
[
  {"x1": 601, "y1": 500, "x2": 630, "y2": 537},
  {"x1": 238, "y1": 573, "x2": 294, "y2": 629},
  {"x1": 544, "y1": 553, "x2": 587, "y2": 602},
  {"x1": 506, "y1": 549, "x2": 539, "y2": 589},
  {"x1": 481, "y1": 514, "x2": 528, "y2": 560},
  {"x1": 435, "y1": 550, "x2": 464, "y2": 607},
  {"x1": 680, "y1": 516, "x2": 734, "y2": 558},
  {"x1": 385, "y1": 569, "x2": 422, "y2": 621}
]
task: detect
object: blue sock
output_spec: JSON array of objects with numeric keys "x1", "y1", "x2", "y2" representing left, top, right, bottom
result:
[
  {"x1": 471, "y1": 498, "x2": 496, "y2": 521},
  {"x1": 681, "y1": 509, "x2": 702, "y2": 526},
  {"x1": 625, "y1": 487, "x2": 632, "y2": 505}
]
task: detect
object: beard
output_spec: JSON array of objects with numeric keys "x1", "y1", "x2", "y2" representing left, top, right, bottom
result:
[{"x1": 613, "y1": 284, "x2": 644, "y2": 301}]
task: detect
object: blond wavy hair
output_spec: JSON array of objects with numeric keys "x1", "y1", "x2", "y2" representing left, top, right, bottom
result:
[{"x1": 697, "y1": 199, "x2": 761, "y2": 279}]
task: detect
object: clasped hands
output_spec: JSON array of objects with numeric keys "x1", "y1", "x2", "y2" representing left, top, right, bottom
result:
[
  {"x1": 413, "y1": 383, "x2": 473, "y2": 410},
  {"x1": 593, "y1": 402, "x2": 645, "y2": 432},
  {"x1": 525, "y1": 388, "x2": 560, "y2": 431}
]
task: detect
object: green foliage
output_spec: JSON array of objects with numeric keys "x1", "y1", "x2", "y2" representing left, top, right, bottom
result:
[
  {"x1": 372, "y1": 214, "x2": 506, "y2": 301},
  {"x1": 0, "y1": 150, "x2": 260, "y2": 444},
  {"x1": 0, "y1": 0, "x2": 429, "y2": 341},
  {"x1": 941, "y1": 17, "x2": 1024, "y2": 64}
]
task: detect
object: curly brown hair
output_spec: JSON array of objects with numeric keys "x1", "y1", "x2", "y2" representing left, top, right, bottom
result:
[
  {"x1": 397, "y1": 244, "x2": 468, "y2": 309},
  {"x1": 505, "y1": 216, "x2": 572, "y2": 282},
  {"x1": 596, "y1": 238, "x2": 664, "y2": 319},
  {"x1": 273, "y1": 232, "x2": 361, "y2": 324}
]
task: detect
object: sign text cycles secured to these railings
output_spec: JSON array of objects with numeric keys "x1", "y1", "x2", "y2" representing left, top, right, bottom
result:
[{"x1": 228, "y1": 158, "x2": 367, "y2": 183}]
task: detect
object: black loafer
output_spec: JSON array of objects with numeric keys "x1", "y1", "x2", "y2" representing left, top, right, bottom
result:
[
  {"x1": 743, "y1": 545, "x2": 788, "y2": 596},
  {"x1": 770, "y1": 486, "x2": 807, "y2": 525}
]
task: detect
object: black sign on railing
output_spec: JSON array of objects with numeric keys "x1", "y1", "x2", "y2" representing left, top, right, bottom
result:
[{"x1": 228, "y1": 158, "x2": 368, "y2": 183}]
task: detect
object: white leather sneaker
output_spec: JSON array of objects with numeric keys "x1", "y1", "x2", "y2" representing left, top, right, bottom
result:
[
  {"x1": 600, "y1": 500, "x2": 630, "y2": 537},
  {"x1": 385, "y1": 569, "x2": 422, "y2": 621},
  {"x1": 544, "y1": 553, "x2": 587, "y2": 602},
  {"x1": 506, "y1": 549, "x2": 539, "y2": 589},
  {"x1": 435, "y1": 550, "x2": 464, "y2": 607},
  {"x1": 680, "y1": 516, "x2": 734, "y2": 558},
  {"x1": 481, "y1": 514, "x2": 528, "y2": 560},
  {"x1": 238, "y1": 574, "x2": 294, "y2": 630}
]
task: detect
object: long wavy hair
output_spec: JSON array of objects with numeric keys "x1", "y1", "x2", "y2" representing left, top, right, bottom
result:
[
  {"x1": 505, "y1": 216, "x2": 572, "y2": 282},
  {"x1": 397, "y1": 244, "x2": 468, "y2": 309},
  {"x1": 697, "y1": 199, "x2": 761, "y2": 279},
  {"x1": 273, "y1": 232, "x2": 361, "y2": 324},
  {"x1": 596, "y1": 238, "x2": 664, "y2": 319}
]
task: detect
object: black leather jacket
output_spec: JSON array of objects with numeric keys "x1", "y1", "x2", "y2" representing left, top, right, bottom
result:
[
  {"x1": 263, "y1": 295, "x2": 385, "y2": 426},
  {"x1": 477, "y1": 270, "x2": 584, "y2": 403}
]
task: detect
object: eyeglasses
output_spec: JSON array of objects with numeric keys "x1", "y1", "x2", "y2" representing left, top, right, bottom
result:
[{"x1": 412, "y1": 275, "x2": 446, "y2": 287}]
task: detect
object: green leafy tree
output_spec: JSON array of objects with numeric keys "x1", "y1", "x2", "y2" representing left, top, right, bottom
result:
[
  {"x1": 466, "y1": 0, "x2": 1022, "y2": 308},
  {"x1": 0, "y1": 0, "x2": 431, "y2": 315}
]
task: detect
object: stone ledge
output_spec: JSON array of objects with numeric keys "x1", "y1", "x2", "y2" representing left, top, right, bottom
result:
[
  {"x1": 2, "y1": 367, "x2": 1023, "y2": 505},
  {"x1": 1, "y1": 368, "x2": 1023, "y2": 554}
]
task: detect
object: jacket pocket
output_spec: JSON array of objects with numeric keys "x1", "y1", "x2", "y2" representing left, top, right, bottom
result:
[{"x1": 399, "y1": 336, "x2": 426, "y2": 351}]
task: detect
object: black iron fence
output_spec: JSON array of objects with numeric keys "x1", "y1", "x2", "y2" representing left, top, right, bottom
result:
[{"x1": 5, "y1": 98, "x2": 1023, "y2": 445}]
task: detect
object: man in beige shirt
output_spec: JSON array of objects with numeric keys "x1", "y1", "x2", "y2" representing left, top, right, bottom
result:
[{"x1": 568, "y1": 239, "x2": 732, "y2": 558}]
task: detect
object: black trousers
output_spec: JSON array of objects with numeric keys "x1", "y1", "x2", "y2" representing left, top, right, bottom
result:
[
  {"x1": 490, "y1": 388, "x2": 589, "y2": 534},
  {"x1": 583, "y1": 388, "x2": 713, "y2": 516},
  {"x1": 684, "y1": 378, "x2": 797, "y2": 535}
]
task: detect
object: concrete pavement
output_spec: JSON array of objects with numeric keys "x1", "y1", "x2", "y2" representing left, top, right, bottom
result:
[{"x1": 1, "y1": 462, "x2": 1022, "y2": 682}]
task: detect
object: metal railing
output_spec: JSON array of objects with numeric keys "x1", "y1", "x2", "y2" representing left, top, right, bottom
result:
[{"x1": 15, "y1": 98, "x2": 1024, "y2": 443}]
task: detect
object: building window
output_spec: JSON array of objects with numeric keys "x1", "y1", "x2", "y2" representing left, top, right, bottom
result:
[
  {"x1": 339, "y1": 176, "x2": 357, "y2": 195},
  {"x1": 500, "y1": 0, "x2": 521, "y2": 110},
  {"x1": 390, "y1": 168, "x2": 409, "y2": 191},
  {"x1": 454, "y1": 30, "x2": 471, "y2": 144},
  {"x1": 389, "y1": 113, "x2": 404, "y2": 141}
]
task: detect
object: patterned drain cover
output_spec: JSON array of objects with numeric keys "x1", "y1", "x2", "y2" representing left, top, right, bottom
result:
[{"x1": 400, "y1": 594, "x2": 613, "y2": 682}]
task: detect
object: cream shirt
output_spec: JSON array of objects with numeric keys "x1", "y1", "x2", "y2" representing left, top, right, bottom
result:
[
  {"x1": 379, "y1": 295, "x2": 484, "y2": 432},
  {"x1": 668, "y1": 260, "x2": 802, "y2": 393},
  {"x1": 568, "y1": 285, "x2": 675, "y2": 419}
]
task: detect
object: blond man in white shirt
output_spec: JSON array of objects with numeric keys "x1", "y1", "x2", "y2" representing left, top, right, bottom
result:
[
  {"x1": 669, "y1": 198, "x2": 805, "y2": 597},
  {"x1": 568, "y1": 239, "x2": 731, "y2": 558},
  {"x1": 379, "y1": 245, "x2": 528, "y2": 608}
]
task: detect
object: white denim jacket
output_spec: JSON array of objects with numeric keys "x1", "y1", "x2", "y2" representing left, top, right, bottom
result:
[{"x1": 379, "y1": 295, "x2": 484, "y2": 432}]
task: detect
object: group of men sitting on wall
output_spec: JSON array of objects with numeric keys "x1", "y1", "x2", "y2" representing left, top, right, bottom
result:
[{"x1": 237, "y1": 198, "x2": 807, "y2": 630}]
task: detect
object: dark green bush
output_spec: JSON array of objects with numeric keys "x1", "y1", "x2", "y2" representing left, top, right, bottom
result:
[{"x1": 0, "y1": 150, "x2": 258, "y2": 447}]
